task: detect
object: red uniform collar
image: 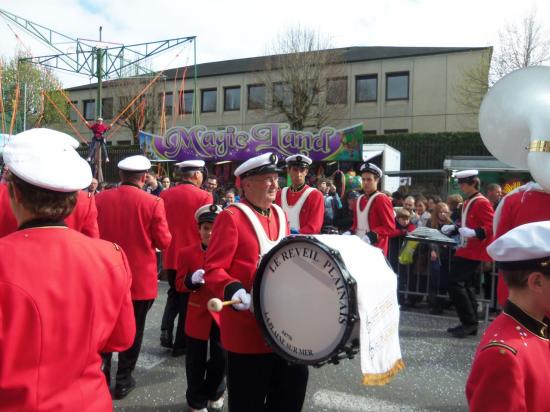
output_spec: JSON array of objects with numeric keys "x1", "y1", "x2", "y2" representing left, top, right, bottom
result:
[{"x1": 503, "y1": 300, "x2": 549, "y2": 339}]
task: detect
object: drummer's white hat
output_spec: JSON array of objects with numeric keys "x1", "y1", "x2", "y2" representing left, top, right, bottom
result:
[
  {"x1": 235, "y1": 152, "x2": 282, "y2": 178},
  {"x1": 454, "y1": 170, "x2": 478, "y2": 183},
  {"x1": 175, "y1": 159, "x2": 205, "y2": 171},
  {"x1": 195, "y1": 204, "x2": 223, "y2": 224},
  {"x1": 359, "y1": 162, "x2": 383, "y2": 178},
  {"x1": 487, "y1": 221, "x2": 550, "y2": 271},
  {"x1": 3, "y1": 128, "x2": 91, "y2": 192},
  {"x1": 285, "y1": 154, "x2": 312, "y2": 168},
  {"x1": 118, "y1": 155, "x2": 151, "y2": 172}
]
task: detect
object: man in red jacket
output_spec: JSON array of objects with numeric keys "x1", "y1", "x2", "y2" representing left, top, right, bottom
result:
[
  {"x1": 441, "y1": 170, "x2": 494, "y2": 338},
  {"x1": 176, "y1": 204, "x2": 225, "y2": 412},
  {"x1": 160, "y1": 160, "x2": 212, "y2": 356},
  {"x1": 466, "y1": 221, "x2": 550, "y2": 412},
  {"x1": 275, "y1": 154, "x2": 324, "y2": 234},
  {"x1": 349, "y1": 162, "x2": 395, "y2": 256},
  {"x1": 0, "y1": 128, "x2": 135, "y2": 411},
  {"x1": 96, "y1": 155, "x2": 172, "y2": 399},
  {"x1": 204, "y1": 152, "x2": 308, "y2": 412}
]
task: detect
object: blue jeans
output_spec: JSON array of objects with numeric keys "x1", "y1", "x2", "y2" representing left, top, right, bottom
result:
[{"x1": 87, "y1": 138, "x2": 109, "y2": 160}]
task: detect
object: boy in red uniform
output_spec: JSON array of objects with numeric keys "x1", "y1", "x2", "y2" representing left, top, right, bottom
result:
[
  {"x1": 466, "y1": 221, "x2": 550, "y2": 412},
  {"x1": 0, "y1": 128, "x2": 135, "y2": 411},
  {"x1": 275, "y1": 154, "x2": 324, "y2": 234},
  {"x1": 349, "y1": 162, "x2": 395, "y2": 256},
  {"x1": 176, "y1": 204, "x2": 225, "y2": 412},
  {"x1": 86, "y1": 117, "x2": 112, "y2": 162}
]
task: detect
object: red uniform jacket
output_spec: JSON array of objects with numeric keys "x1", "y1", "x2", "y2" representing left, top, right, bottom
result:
[
  {"x1": 466, "y1": 301, "x2": 550, "y2": 412},
  {"x1": 0, "y1": 225, "x2": 135, "y2": 411},
  {"x1": 175, "y1": 243, "x2": 220, "y2": 340},
  {"x1": 275, "y1": 185, "x2": 324, "y2": 234},
  {"x1": 96, "y1": 184, "x2": 172, "y2": 300},
  {"x1": 204, "y1": 201, "x2": 289, "y2": 354},
  {"x1": 351, "y1": 192, "x2": 395, "y2": 256},
  {"x1": 455, "y1": 193, "x2": 494, "y2": 262},
  {"x1": 87, "y1": 122, "x2": 111, "y2": 139},
  {"x1": 495, "y1": 189, "x2": 550, "y2": 305},
  {"x1": 161, "y1": 182, "x2": 212, "y2": 270},
  {"x1": 0, "y1": 185, "x2": 99, "y2": 238}
]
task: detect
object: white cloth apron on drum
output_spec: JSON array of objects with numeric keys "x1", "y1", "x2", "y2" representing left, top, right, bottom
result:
[
  {"x1": 281, "y1": 186, "x2": 315, "y2": 231},
  {"x1": 231, "y1": 203, "x2": 287, "y2": 256},
  {"x1": 315, "y1": 235, "x2": 404, "y2": 385},
  {"x1": 459, "y1": 194, "x2": 480, "y2": 248},
  {"x1": 355, "y1": 192, "x2": 382, "y2": 238}
]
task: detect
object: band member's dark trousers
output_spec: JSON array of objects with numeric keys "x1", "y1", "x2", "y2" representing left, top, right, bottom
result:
[
  {"x1": 226, "y1": 352, "x2": 308, "y2": 412},
  {"x1": 448, "y1": 256, "x2": 480, "y2": 326},
  {"x1": 186, "y1": 324, "x2": 226, "y2": 409},
  {"x1": 102, "y1": 299, "x2": 154, "y2": 385},
  {"x1": 160, "y1": 269, "x2": 188, "y2": 349},
  {"x1": 87, "y1": 137, "x2": 109, "y2": 160}
]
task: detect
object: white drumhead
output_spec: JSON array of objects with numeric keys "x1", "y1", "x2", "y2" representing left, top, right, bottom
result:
[{"x1": 257, "y1": 238, "x2": 351, "y2": 362}]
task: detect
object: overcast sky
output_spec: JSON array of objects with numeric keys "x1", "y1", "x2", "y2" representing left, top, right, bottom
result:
[{"x1": 1, "y1": 0, "x2": 549, "y2": 87}]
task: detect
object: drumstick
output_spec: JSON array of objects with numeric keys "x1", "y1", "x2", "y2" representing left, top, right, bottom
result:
[{"x1": 207, "y1": 297, "x2": 241, "y2": 312}]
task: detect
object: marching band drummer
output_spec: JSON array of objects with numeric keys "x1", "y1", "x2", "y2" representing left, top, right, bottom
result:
[
  {"x1": 275, "y1": 154, "x2": 324, "y2": 234},
  {"x1": 203, "y1": 152, "x2": 308, "y2": 412},
  {"x1": 0, "y1": 129, "x2": 100, "y2": 239},
  {"x1": 0, "y1": 129, "x2": 135, "y2": 410},
  {"x1": 441, "y1": 170, "x2": 494, "y2": 338},
  {"x1": 175, "y1": 204, "x2": 226, "y2": 412},
  {"x1": 466, "y1": 221, "x2": 550, "y2": 412},
  {"x1": 347, "y1": 162, "x2": 395, "y2": 256}
]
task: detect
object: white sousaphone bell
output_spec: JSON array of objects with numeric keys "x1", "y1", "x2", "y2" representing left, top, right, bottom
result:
[{"x1": 479, "y1": 66, "x2": 550, "y2": 192}]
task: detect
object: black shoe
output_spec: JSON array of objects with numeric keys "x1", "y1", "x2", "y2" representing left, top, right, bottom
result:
[
  {"x1": 172, "y1": 347, "x2": 186, "y2": 357},
  {"x1": 160, "y1": 330, "x2": 173, "y2": 348},
  {"x1": 446, "y1": 324, "x2": 462, "y2": 333},
  {"x1": 114, "y1": 376, "x2": 136, "y2": 400},
  {"x1": 450, "y1": 324, "x2": 478, "y2": 339}
]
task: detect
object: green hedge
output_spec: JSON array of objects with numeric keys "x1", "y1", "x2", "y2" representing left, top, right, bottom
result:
[{"x1": 365, "y1": 132, "x2": 491, "y2": 170}]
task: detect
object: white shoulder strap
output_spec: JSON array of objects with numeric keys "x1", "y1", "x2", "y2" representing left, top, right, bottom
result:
[
  {"x1": 356, "y1": 192, "x2": 382, "y2": 236},
  {"x1": 461, "y1": 194, "x2": 481, "y2": 228}
]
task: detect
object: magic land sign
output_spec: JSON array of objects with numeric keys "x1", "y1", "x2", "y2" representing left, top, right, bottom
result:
[{"x1": 138, "y1": 123, "x2": 363, "y2": 162}]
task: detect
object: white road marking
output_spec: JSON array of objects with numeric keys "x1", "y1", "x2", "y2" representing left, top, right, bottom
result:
[{"x1": 312, "y1": 389, "x2": 430, "y2": 412}]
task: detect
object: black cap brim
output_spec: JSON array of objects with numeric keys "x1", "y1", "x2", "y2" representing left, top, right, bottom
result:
[{"x1": 241, "y1": 164, "x2": 283, "y2": 178}]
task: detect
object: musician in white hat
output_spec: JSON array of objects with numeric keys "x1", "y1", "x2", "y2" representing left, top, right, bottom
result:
[
  {"x1": 159, "y1": 159, "x2": 212, "y2": 355},
  {"x1": 203, "y1": 152, "x2": 308, "y2": 412},
  {"x1": 0, "y1": 129, "x2": 135, "y2": 410},
  {"x1": 95, "y1": 155, "x2": 172, "y2": 399},
  {"x1": 0, "y1": 129, "x2": 100, "y2": 238},
  {"x1": 175, "y1": 204, "x2": 225, "y2": 412},
  {"x1": 348, "y1": 162, "x2": 395, "y2": 256},
  {"x1": 441, "y1": 170, "x2": 494, "y2": 338},
  {"x1": 466, "y1": 221, "x2": 550, "y2": 412},
  {"x1": 275, "y1": 154, "x2": 324, "y2": 234}
]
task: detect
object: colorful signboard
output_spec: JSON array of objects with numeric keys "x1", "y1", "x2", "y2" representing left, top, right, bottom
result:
[{"x1": 139, "y1": 123, "x2": 363, "y2": 162}]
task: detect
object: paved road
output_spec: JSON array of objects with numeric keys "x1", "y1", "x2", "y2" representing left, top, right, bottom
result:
[{"x1": 114, "y1": 282, "x2": 483, "y2": 412}]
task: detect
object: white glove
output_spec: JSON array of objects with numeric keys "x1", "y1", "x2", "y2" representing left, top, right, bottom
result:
[
  {"x1": 459, "y1": 227, "x2": 476, "y2": 239},
  {"x1": 342, "y1": 231, "x2": 352, "y2": 236},
  {"x1": 361, "y1": 235, "x2": 371, "y2": 244},
  {"x1": 190, "y1": 269, "x2": 205, "y2": 285},
  {"x1": 441, "y1": 224, "x2": 456, "y2": 235},
  {"x1": 231, "y1": 288, "x2": 251, "y2": 311}
]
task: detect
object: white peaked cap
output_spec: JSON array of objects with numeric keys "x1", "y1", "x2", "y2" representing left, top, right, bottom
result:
[
  {"x1": 487, "y1": 221, "x2": 550, "y2": 270},
  {"x1": 359, "y1": 162, "x2": 383, "y2": 178},
  {"x1": 175, "y1": 159, "x2": 205, "y2": 169},
  {"x1": 118, "y1": 155, "x2": 151, "y2": 172},
  {"x1": 3, "y1": 129, "x2": 91, "y2": 192},
  {"x1": 194, "y1": 203, "x2": 223, "y2": 223},
  {"x1": 285, "y1": 154, "x2": 313, "y2": 166},
  {"x1": 454, "y1": 170, "x2": 479, "y2": 179},
  {"x1": 234, "y1": 152, "x2": 281, "y2": 177}
]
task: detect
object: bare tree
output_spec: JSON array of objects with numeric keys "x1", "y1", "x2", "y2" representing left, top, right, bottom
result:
[{"x1": 259, "y1": 27, "x2": 345, "y2": 130}]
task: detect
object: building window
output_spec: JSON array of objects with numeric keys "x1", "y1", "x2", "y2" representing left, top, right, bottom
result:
[
  {"x1": 247, "y1": 84, "x2": 265, "y2": 110},
  {"x1": 386, "y1": 72, "x2": 409, "y2": 101},
  {"x1": 162, "y1": 92, "x2": 173, "y2": 115},
  {"x1": 101, "y1": 98, "x2": 113, "y2": 119},
  {"x1": 326, "y1": 77, "x2": 348, "y2": 105},
  {"x1": 356, "y1": 75, "x2": 377, "y2": 103},
  {"x1": 384, "y1": 129, "x2": 408, "y2": 134},
  {"x1": 68, "y1": 101, "x2": 78, "y2": 122},
  {"x1": 224, "y1": 86, "x2": 241, "y2": 111},
  {"x1": 201, "y1": 88, "x2": 217, "y2": 113},
  {"x1": 83, "y1": 99, "x2": 95, "y2": 120},
  {"x1": 179, "y1": 90, "x2": 194, "y2": 114},
  {"x1": 273, "y1": 82, "x2": 292, "y2": 108}
]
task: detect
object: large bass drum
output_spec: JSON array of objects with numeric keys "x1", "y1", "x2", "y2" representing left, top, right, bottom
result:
[{"x1": 253, "y1": 235, "x2": 363, "y2": 366}]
